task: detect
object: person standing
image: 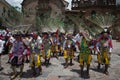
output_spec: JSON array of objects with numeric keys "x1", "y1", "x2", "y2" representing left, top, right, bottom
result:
[
  {"x1": 30, "y1": 38, "x2": 42, "y2": 76},
  {"x1": 79, "y1": 33, "x2": 92, "y2": 77},
  {"x1": 9, "y1": 34, "x2": 27, "y2": 79},
  {"x1": 96, "y1": 29, "x2": 113, "y2": 75},
  {"x1": 64, "y1": 35, "x2": 75, "y2": 68},
  {"x1": 0, "y1": 37, "x2": 5, "y2": 71}
]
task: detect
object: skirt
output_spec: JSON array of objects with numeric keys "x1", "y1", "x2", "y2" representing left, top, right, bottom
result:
[{"x1": 10, "y1": 56, "x2": 24, "y2": 66}]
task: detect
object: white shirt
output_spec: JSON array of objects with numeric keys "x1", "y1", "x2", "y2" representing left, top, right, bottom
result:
[{"x1": 0, "y1": 39, "x2": 5, "y2": 53}]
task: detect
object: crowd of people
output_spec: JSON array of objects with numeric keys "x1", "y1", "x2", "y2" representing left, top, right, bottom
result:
[{"x1": 0, "y1": 27, "x2": 113, "y2": 80}]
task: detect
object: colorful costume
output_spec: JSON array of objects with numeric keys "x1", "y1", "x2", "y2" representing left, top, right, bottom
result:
[
  {"x1": 79, "y1": 37, "x2": 92, "y2": 76},
  {"x1": 9, "y1": 36, "x2": 27, "y2": 79},
  {"x1": 9, "y1": 40, "x2": 27, "y2": 66},
  {"x1": 0, "y1": 39, "x2": 5, "y2": 54},
  {"x1": 96, "y1": 34, "x2": 112, "y2": 74},
  {"x1": 57, "y1": 42, "x2": 62, "y2": 56},
  {"x1": 42, "y1": 39, "x2": 51, "y2": 66},
  {"x1": 30, "y1": 39, "x2": 42, "y2": 75},
  {"x1": 64, "y1": 39, "x2": 74, "y2": 68},
  {"x1": 0, "y1": 39, "x2": 5, "y2": 70},
  {"x1": 50, "y1": 36, "x2": 58, "y2": 58}
]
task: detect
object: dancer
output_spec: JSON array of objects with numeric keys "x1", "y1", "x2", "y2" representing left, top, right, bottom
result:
[
  {"x1": 0, "y1": 35, "x2": 5, "y2": 71},
  {"x1": 9, "y1": 34, "x2": 27, "y2": 79},
  {"x1": 64, "y1": 34, "x2": 75, "y2": 68},
  {"x1": 96, "y1": 29, "x2": 112, "y2": 75},
  {"x1": 30, "y1": 37, "x2": 42, "y2": 76},
  {"x1": 79, "y1": 33, "x2": 92, "y2": 77}
]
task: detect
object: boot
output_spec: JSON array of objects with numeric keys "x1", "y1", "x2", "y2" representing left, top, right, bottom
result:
[
  {"x1": 70, "y1": 59, "x2": 73, "y2": 66},
  {"x1": 97, "y1": 63, "x2": 101, "y2": 70},
  {"x1": 53, "y1": 52, "x2": 55, "y2": 57},
  {"x1": 87, "y1": 64, "x2": 90, "y2": 76},
  {"x1": 26, "y1": 57, "x2": 30, "y2": 63},
  {"x1": 64, "y1": 59, "x2": 68, "y2": 68},
  {"x1": 46, "y1": 59, "x2": 49, "y2": 67},
  {"x1": 48, "y1": 58, "x2": 50, "y2": 64},
  {"x1": 44, "y1": 57, "x2": 47, "y2": 65},
  {"x1": 56, "y1": 53, "x2": 59, "y2": 59},
  {"x1": 104, "y1": 64, "x2": 109, "y2": 75},
  {"x1": 38, "y1": 66, "x2": 42, "y2": 75},
  {"x1": 80, "y1": 65, "x2": 84, "y2": 77}
]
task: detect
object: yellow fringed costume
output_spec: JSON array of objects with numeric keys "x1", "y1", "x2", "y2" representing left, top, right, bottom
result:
[
  {"x1": 79, "y1": 38, "x2": 92, "y2": 66},
  {"x1": 41, "y1": 49, "x2": 51, "y2": 59},
  {"x1": 79, "y1": 37, "x2": 92, "y2": 76},
  {"x1": 30, "y1": 41, "x2": 41, "y2": 67},
  {"x1": 64, "y1": 48, "x2": 74, "y2": 59},
  {"x1": 97, "y1": 49, "x2": 109, "y2": 65},
  {"x1": 30, "y1": 53, "x2": 41, "y2": 67}
]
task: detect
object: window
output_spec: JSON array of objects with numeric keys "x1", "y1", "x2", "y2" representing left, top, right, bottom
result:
[
  {"x1": 91, "y1": 0, "x2": 96, "y2": 5},
  {"x1": 3, "y1": 7, "x2": 6, "y2": 13},
  {"x1": 74, "y1": 0, "x2": 77, "y2": 2},
  {"x1": 108, "y1": 0, "x2": 115, "y2": 5},
  {"x1": 8, "y1": 10, "x2": 10, "y2": 17},
  {"x1": 103, "y1": 0, "x2": 107, "y2": 5},
  {"x1": 76, "y1": 3, "x2": 78, "y2": 7},
  {"x1": 72, "y1": 3, "x2": 76, "y2": 7}
]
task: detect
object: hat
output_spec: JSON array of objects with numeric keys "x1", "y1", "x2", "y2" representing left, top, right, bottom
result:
[
  {"x1": 14, "y1": 31, "x2": 23, "y2": 37},
  {"x1": 101, "y1": 28, "x2": 110, "y2": 34}
]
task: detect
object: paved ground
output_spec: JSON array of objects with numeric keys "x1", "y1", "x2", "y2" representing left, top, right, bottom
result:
[{"x1": 0, "y1": 40, "x2": 120, "y2": 80}]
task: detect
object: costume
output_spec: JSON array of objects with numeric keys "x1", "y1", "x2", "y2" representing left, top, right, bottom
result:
[
  {"x1": 50, "y1": 36, "x2": 58, "y2": 58},
  {"x1": 64, "y1": 38, "x2": 75, "y2": 68},
  {"x1": 79, "y1": 36, "x2": 92, "y2": 76},
  {"x1": 42, "y1": 39, "x2": 51, "y2": 66},
  {"x1": 0, "y1": 38, "x2": 5, "y2": 70},
  {"x1": 57, "y1": 41, "x2": 62, "y2": 56},
  {"x1": 0, "y1": 39, "x2": 5, "y2": 54},
  {"x1": 9, "y1": 35, "x2": 27, "y2": 79},
  {"x1": 23, "y1": 37, "x2": 32, "y2": 63},
  {"x1": 6, "y1": 36, "x2": 15, "y2": 63},
  {"x1": 30, "y1": 39, "x2": 42, "y2": 75},
  {"x1": 96, "y1": 32, "x2": 112, "y2": 74}
]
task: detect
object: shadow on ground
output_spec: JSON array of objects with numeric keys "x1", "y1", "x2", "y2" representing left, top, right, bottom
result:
[
  {"x1": 20, "y1": 68, "x2": 41, "y2": 78},
  {"x1": 90, "y1": 67, "x2": 105, "y2": 74},
  {"x1": 71, "y1": 69, "x2": 90, "y2": 79}
]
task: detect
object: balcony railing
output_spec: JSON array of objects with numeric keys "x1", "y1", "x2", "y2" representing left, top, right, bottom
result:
[
  {"x1": 71, "y1": 0, "x2": 118, "y2": 9},
  {"x1": 71, "y1": 4, "x2": 119, "y2": 10}
]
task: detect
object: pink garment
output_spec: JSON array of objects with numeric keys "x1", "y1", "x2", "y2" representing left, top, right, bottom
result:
[{"x1": 9, "y1": 40, "x2": 27, "y2": 64}]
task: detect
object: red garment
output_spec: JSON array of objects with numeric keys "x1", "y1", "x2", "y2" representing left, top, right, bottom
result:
[
  {"x1": 26, "y1": 48, "x2": 30, "y2": 56},
  {"x1": 0, "y1": 35, "x2": 3, "y2": 40},
  {"x1": 97, "y1": 36, "x2": 113, "y2": 48},
  {"x1": 40, "y1": 44, "x2": 44, "y2": 50},
  {"x1": 76, "y1": 41, "x2": 80, "y2": 46}
]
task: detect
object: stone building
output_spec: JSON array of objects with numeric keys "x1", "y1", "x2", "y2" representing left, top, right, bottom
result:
[
  {"x1": 0, "y1": 0, "x2": 12, "y2": 26},
  {"x1": 0, "y1": 0, "x2": 10, "y2": 19},
  {"x1": 71, "y1": 0, "x2": 120, "y2": 17},
  {"x1": 0, "y1": 0, "x2": 21, "y2": 28},
  {"x1": 64, "y1": 0, "x2": 120, "y2": 36},
  {"x1": 21, "y1": 0, "x2": 69, "y2": 31}
]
